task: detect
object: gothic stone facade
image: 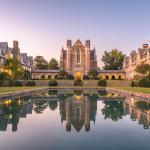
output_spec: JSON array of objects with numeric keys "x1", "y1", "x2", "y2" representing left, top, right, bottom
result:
[
  {"x1": 60, "y1": 39, "x2": 97, "y2": 77},
  {"x1": 0, "y1": 41, "x2": 33, "y2": 74},
  {"x1": 123, "y1": 43, "x2": 150, "y2": 80}
]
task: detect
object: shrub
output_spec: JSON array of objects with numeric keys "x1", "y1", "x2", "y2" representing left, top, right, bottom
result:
[
  {"x1": 130, "y1": 80, "x2": 139, "y2": 87},
  {"x1": 83, "y1": 75, "x2": 89, "y2": 80},
  {"x1": 49, "y1": 79, "x2": 58, "y2": 86},
  {"x1": 74, "y1": 79, "x2": 83, "y2": 86},
  {"x1": 97, "y1": 79, "x2": 107, "y2": 87},
  {"x1": 14, "y1": 80, "x2": 23, "y2": 86},
  {"x1": 0, "y1": 79, "x2": 17, "y2": 87},
  {"x1": 0, "y1": 80, "x2": 3, "y2": 87},
  {"x1": 138, "y1": 76, "x2": 150, "y2": 87},
  {"x1": 26, "y1": 81, "x2": 36, "y2": 86},
  {"x1": 67, "y1": 74, "x2": 74, "y2": 80}
]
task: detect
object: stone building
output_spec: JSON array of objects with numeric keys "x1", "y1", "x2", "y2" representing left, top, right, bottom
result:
[
  {"x1": 123, "y1": 43, "x2": 150, "y2": 80},
  {"x1": 60, "y1": 39, "x2": 97, "y2": 79},
  {"x1": 0, "y1": 41, "x2": 33, "y2": 74},
  {"x1": 59, "y1": 95, "x2": 97, "y2": 132},
  {"x1": 32, "y1": 39, "x2": 126, "y2": 80}
]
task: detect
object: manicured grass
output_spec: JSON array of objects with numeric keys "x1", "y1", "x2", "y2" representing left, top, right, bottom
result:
[
  {"x1": 0, "y1": 86, "x2": 47, "y2": 95},
  {"x1": 114, "y1": 87, "x2": 150, "y2": 94}
]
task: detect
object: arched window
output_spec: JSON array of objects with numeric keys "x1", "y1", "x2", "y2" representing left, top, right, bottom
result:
[{"x1": 77, "y1": 48, "x2": 80, "y2": 63}]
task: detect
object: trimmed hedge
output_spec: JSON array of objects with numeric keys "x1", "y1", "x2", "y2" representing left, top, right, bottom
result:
[
  {"x1": 74, "y1": 79, "x2": 83, "y2": 86},
  {"x1": 49, "y1": 79, "x2": 58, "y2": 86},
  {"x1": 97, "y1": 79, "x2": 107, "y2": 87},
  {"x1": 67, "y1": 74, "x2": 74, "y2": 80},
  {"x1": 138, "y1": 76, "x2": 150, "y2": 87},
  {"x1": 83, "y1": 75, "x2": 89, "y2": 80},
  {"x1": 26, "y1": 81, "x2": 36, "y2": 86},
  {"x1": 14, "y1": 80, "x2": 23, "y2": 86}
]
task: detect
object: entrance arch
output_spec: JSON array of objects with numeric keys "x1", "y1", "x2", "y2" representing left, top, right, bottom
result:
[{"x1": 75, "y1": 72, "x2": 82, "y2": 80}]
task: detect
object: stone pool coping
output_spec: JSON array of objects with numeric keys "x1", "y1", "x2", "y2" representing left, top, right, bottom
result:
[
  {"x1": 0, "y1": 86, "x2": 149, "y2": 100},
  {"x1": 106, "y1": 87, "x2": 150, "y2": 100}
]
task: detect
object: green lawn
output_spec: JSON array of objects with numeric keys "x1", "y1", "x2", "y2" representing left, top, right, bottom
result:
[
  {"x1": 0, "y1": 86, "x2": 47, "y2": 95},
  {"x1": 114, "y1": 87, "x2": 150, "y2": 94}
]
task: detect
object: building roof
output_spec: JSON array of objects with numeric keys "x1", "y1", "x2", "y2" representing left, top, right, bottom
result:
[
  {"x1": 98, "y1": 70, "x2": 125, "y2": 73},
  {"x1": 32, "y1": 69, "x2": 60, "y2": 73}
]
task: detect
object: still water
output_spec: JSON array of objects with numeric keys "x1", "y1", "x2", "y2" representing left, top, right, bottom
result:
[{"x1": 0, "y1": 89, "x2": 150, "y2": 150}]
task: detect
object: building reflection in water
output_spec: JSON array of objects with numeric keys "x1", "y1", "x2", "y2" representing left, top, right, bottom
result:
[
  {"x1": 0, "y1": 96, "x2": 32, "y2": 132},
  {"x1": 0, "y1": 90, "x2": 150, "y2": 132},
  {"x1": 59, "y1": 92, "x2": 97, "y2": 132},
  {"x1": 124, "y1": 97, "x2": 150, "y2": 129}
]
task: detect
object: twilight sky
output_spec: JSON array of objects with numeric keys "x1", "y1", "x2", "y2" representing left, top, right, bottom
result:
[{"x1": 0, "y1": 0, "x2": 150, "y2": 67}]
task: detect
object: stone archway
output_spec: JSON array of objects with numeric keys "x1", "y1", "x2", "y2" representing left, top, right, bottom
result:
[
  {"x1": 118, "y1": 75, "x2": 122, "y2": 80},
  {"x1": 48, "y1": 75, "x2": 52, "y2": 80},
  {"x1": 33, "y1": 74, "x2": 37, "y2": 79},
  {"x1": 75, "y1": 72, "x2": 82, "y2": 80},
  {"x1": 111, "y1": 75, "x2": 116, "y2": 80},
  {"x1": 41, "y1": 74, "x2": 45, "y2": 80},
  {"x1": 105, "y1": 75, "x2": 109, "y2": 80}
]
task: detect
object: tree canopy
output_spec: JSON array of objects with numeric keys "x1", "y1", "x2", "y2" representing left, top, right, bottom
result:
[
  {"x1": 88, "y1": 69, "x2": 98, "y2": 79},
  {"x1": 59, "y1": 69, "x2": 68, "y2": 79},
  {"x1": 34, "y1": 56, "x2": 48, "y2": 69},
  {"x1": 48, "y1": 58, "x2": 59, "y2": 69},
  {"x1": 135, "y1": 63, "x2": 150, "y2": 75},
  {"x1": 101, "y1": 49, "x2": 124, "y2": 70},
  {"x1": 5, "y1": 58, "x2": 23, "y2": 79}
]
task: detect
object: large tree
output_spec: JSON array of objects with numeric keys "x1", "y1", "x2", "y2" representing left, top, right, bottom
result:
[
  {"x1": 5, "y1": 58, "x2": 23, "y2": 79},
  {"x1": 48, "y1": 58, "x2": 59, "y2": 69},
  {"x1": 135, "y1": 63, "x2": 150, "y2": 76},
  {"x1": 59, "y1": 69, "x2": 68, "y2": 79},
  {"x1": 34, "y1": 56, "x2": 48, "y2": 69},
  {"x1": 101, "y1": 49, "x2": 125, "y2": 70},
  {"x1": 88, "y1": 69, "x2": 98, "y2": 79}
]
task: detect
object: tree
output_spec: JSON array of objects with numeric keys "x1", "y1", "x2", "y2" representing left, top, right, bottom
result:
[
  {"x1": 101, "y1": 49, "x2": 125, "y2": 70},
  {"x1": 88, "y1": 69, "x2": 98, "y2": 79},
  {"x1": 5, "y1": 58, "x2": 23, "y2": 79},
  {"x1": 101, "y1": 101, "x2": 124, "y2": 121},
  {"x1": 49, "y1": 101, "x2": 58, "y2": 111},
  {"x1": 135, "y1": 63, "x2": 150, "y2": 76},
  {"x1": 34, "y1": 56, "x2": 48, "y2": 69},
  {"x1": 22, "y1": 70, "x2": 31, "y2": 80},
  {"x1": 48, "y1": 58, "x2": 59, "y2": 69},
  {"x1": 59, "y1": 69, "x2": 68, "y2": 79},
  {"x1": 0, "y1": 72, "x2": 11, "y2": 80}
]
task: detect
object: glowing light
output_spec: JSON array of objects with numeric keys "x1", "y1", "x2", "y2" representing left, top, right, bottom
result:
[
  {"x1": 75, "y1": 95, "x2": 81, "y2": 100},
  {"x1": 3, "y1": 99, "x2": 12, "y2": 105}
]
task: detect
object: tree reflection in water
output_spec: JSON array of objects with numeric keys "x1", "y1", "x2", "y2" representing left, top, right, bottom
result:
[
  {"x1": 1, "y1": 90, "x2": 150, "y2": 133},
  {"x1": 33, "y1": 100, "x2": 48, "y2": 113},
  {"x1": 49, "y1": 101, "x2": 58, "y2": 111},
  {"x1": 101, "y1": 100, "x2": 124, "y2": 121}
]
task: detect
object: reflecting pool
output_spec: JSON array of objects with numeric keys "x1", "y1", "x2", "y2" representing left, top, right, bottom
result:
[{"x1": 0, "y1": 90, "x2": 150, "y2": 150}]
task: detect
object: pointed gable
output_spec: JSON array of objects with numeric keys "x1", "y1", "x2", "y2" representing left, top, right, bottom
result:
[{"x1": 73, "y1": 39, "x2": 84, "y2": 47}]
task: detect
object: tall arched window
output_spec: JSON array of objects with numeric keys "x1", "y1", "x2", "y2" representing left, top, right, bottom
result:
[{"x1": 77, "y1": 48, "x2": 80, "y2": 63}]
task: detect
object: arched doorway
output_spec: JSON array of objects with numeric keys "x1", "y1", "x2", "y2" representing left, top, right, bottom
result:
[
  {"x1": 105, "y1": 75, "x2": 109, "y2": 80},
  {"x1": 41, "y1": 75, "x2": 45, "y2": 80},
  {"x1": 112, "y1": 75, "x2": 116, "y2": 80},
  {"x1": 75, "y1": 72, "x2": 82, "y2": 80},
  {"x1": 48, "y1": 75, "x2": 52, "y2": 80},
  {"x1": 118, "y1": 75, "x2": 122, "y2": 80}
]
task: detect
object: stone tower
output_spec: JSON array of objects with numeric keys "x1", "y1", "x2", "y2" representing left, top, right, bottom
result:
[
  {"x1": 85, "y1": 40, "x2": 90, "y2": 72},
  {"x1": 66, "y1": 39, "x2": 72, "y2": 72},
  {"x1": 13, "y1": 41, "x2": 20, "y2": 61}
]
